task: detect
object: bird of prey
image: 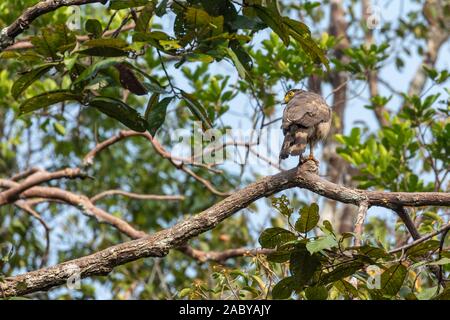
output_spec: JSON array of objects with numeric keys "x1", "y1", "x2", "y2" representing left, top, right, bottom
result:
[{"x1": 279, "y1": 89, "x2": 332, "y2": 164}]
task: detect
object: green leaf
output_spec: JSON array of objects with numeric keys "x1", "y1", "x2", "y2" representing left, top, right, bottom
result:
[
  {"x1": 109, "y1": 0, "x2": 149, "y2": 10},
  {"x1": 159, "y1": 39, "x2": 181, "y2": 50},
  {"x1": 30, "y1": 24, "x2": 76, "y2": 58},
  {"x1": 85, "y1": 19, "x2": 103, "y2": 38},
  {"x1": 283, "y1": 17, "x2": 329, "y2": 71},
  {"x1": 114, "y1": 63, "x2": 148, "y2": 95},
  {"x1": 289, "y1": 247, "x2": 321, "y2": 288},
  {"x1": 322, "y1": 220, "x2": 334, "y2": 233},
  {"x1": 305, "y1": 286, "x2": 328, "y2": 300},
  {"x1": 357, "y1": 245, "x2": 389, "y2": 259},
  {"x1": 185, "y1": 53, "x2": 214, "y2": 63},
  {"x1": 12, "y1": 63, "x2": 58, "y2": 99},
  {"x1": 77, "y1": 39, "x2": 129, "y2": 57},
  {"x1": 306, "y1": 234, "x2": 338, "y2": 254},
  {"x1": 155, "y1": 0, "x2": 168, "y2": 17},
  {"x1": 295, "y1": 203, "x2": 320, "y2": 233},
  {"x1": 53, "y1": 122, "x2": 66, "y2": 136},
  {"x1": 266, "y1": 250, "x2": 291, "y2": 263},
  {"x1": 271, "y1": 195, "x2": 293, "y2": 217},
  {"x1": 135, "y1": 1, "x2": 155, "y2": 33},
  {"x1": 258, "y1": 227, "x2": 297, "y2": 249},
  {"x1": 180, "y1": 91, "x2": 213, "y2": 129},
  {"x1": 178, "y1": 288, "x2": 191, "y2": 298},
  {"x1": 88, "y1": 96, "x2": 148, "y2": 132},
  {"x1": 19, "y1": 90, "x2": 83, "y2": 115},
  {"x1": 406, "y1": 240, "x2": 440, "y2": 257},
  {"x1": 84, "y1": 38, "x2": 128, "y2": 48},
  {"x1": 77, "y1": 47, "x2": 128, "y2": 57},
  {"x1": 229, "y1": 40, "x2": 252, "y2": 71},
  {"x1": 73, "y1": 57, "x2": 122, "y2": 85},
  {"x1": 185, "y1": 7, "x2": 224, "y2": 36},
  {"x1": 230, "y1": 15, "x2": 266, "y2": 30},
  {"x1": 253, "y1": 5, "x2": 290, "y2": 45},
  {"x1": 145, "y1": 95, "x2": 173, "y2": 136},
  {"x1": 272, "y1": 276, "x2": 295, "y2": 299},
  {"x1": 319, "y1": 261, "x2": 364, "y2": 285},
  {"x1": 225, "y1": 47, "x2": 247, "y2": 79},
  {"x1": 376, "y1": 264, "x2": 407, "y2": 298},
  {"x1": 333, "y1": 279, "x2": 359, "y2": 298}
]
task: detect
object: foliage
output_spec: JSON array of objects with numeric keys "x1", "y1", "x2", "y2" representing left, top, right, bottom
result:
[{"x1": 184, "y1": 198, "x2": 449, "y2": 300}]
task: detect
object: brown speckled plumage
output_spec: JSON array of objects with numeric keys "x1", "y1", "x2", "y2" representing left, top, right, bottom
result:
[{"x1": 279, "y1": 89, "x2": 332, "y2": 162}]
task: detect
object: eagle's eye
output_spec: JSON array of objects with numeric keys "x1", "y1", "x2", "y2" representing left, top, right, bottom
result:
[{"x1": 284, "y1": 91, "x2": 295, "y2": 104}]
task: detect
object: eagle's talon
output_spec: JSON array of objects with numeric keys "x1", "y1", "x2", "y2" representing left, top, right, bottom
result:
[{"x1": 307, "y1": 155, "x2": 320, "y2": 165}]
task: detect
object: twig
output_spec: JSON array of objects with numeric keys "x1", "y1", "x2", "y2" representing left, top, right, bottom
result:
[
  {"x1": 83, "y1": 130, "x2": 228, "y2": 195},
  {"x1": 389, "y1": 223, "x2": 450, "y2": 254},
  {"x1": 437, "y1": 227, "x2": 449, "y2": 289},
  {"x1": 395, "y1": 206, "x2": 421, "y2": 240},
  {"x1": 91, "y1": 190, "x2": 184, "y2": 203},
  {"x1": 10, "y1": 167, "x2": 41, "y2": 181},
  {"x1": 14, "y1": 201, "x2": 50, "y2": 268},
  {"x1": 178, "y1": 245, "x2": 275, "y2": 264}
]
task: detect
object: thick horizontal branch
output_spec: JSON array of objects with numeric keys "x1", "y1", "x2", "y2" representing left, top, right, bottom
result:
[
  {"x1": 0, "y1": 0, "x2": 105, "y2": 51},
  {"x1": 2, "y1": 161, "x2": 449, "y2": 297}
]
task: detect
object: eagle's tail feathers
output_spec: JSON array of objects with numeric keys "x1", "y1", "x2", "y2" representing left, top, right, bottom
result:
[
  {"x1": 279, "y1": 132, "x2": 294, "y2": 160},
  {"x1": 289, "y1": 129, "x2": 308, "y2": 156}
]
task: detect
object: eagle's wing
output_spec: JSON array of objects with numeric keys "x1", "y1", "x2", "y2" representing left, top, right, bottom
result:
[{"x1": 282, "y1": 92, "x2": 330, "y2": 130}]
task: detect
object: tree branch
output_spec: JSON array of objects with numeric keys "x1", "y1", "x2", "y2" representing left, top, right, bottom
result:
[
  {"x1": 14, "y1": 200, "x2": 51, "y2": 268},
  {"x1": 389, "y1": 223, "x2": 450, "y2": 254},
  {"x1": 178, "y1": 245, "x2": 275, "y2": 264},
  {"x1": 90, "y1": 190, "x2": 185, "y2": 203},
  {"x1": 354, "y1": 201, "x2": 369, "y2": 246},
  {"x1": 2, "y1": 161, "x2": 449, "y2": 297},
  {"x1": 83, "y1": 130, "x2": 228, "y2": 195},
  {"x1": 395, "y1": 206, "x2": 421, "y2": 240},
  {"x1": 407, "y1": 0, "x2": 449, "y2": 97},
  {"x1": 0, "y1": 180, "x2": 146, "y2": 240},
  {"x1": 0, "y1": 0, "x2": 106, "y2": 51},
  {"x1": 362, "y1": 0, "x2": 389, "y2": 127},
  {"x1": 0, "y1": 168, "x2": 87, "y2": 206}
]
